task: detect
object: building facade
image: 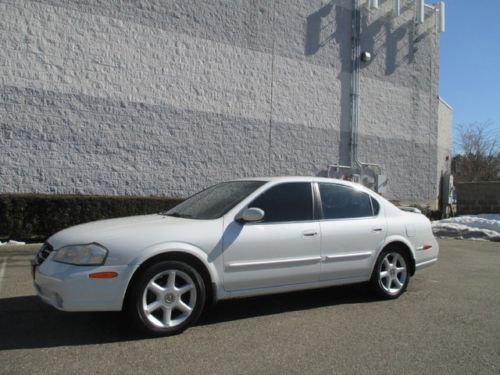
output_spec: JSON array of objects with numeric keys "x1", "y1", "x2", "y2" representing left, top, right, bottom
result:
[{"x1": 0, "y1": 0, "x2": 450, "y2": 205}]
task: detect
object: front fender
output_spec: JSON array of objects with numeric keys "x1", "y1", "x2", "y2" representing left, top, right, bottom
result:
[{"x1": 127, "y1": 241, "x2": 222, "y2": 295}]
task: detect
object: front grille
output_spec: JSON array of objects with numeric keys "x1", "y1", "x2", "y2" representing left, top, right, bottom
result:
[{"x1": 36, "y1": 243, "x2": 54, "y2": 265}]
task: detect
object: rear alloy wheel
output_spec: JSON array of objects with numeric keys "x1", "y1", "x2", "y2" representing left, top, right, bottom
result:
[
  {"x1": 128, "y1": 261, "x2": 206, "y2": 336},
  {"x1": 370, "y1": 249, "x2": 410, "y2": 299}
]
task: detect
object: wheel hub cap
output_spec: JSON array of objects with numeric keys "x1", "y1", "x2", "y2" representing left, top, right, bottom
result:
[{"x1": 164, "y1": 293, "x2": 176, "y2": 304}]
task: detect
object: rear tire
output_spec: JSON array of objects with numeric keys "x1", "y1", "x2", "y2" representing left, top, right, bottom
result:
[
  {"x1": 127, "y1": 260, "x2": 206, "y2": 336},
  {"x1": 370, "y1": 247, "x2": 410, "y2": 299}
]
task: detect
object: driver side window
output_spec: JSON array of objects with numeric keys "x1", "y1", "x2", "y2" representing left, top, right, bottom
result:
[{"x1": 250, "y1": 182, "x2": 313, "y2": 223}]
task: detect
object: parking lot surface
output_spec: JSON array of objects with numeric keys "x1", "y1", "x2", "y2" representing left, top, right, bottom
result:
[{"x1": 0, "y1": 239, "x2": 499, "y2": 374}]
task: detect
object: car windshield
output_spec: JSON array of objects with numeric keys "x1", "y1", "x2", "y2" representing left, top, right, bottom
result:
[{"x1": 163, "y1": 180, "x2": 266, "y2": 220}]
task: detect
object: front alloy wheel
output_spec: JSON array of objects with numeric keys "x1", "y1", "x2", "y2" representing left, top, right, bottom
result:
[
  {"x1": 142, "y1": 269, "x2": 197, "y2": 328},
  {"x1": 370, "y1": 248, "x2": 410, "y2": 299},
  {"x1": 128, "y1": 261, "x2": 206, "y2": 336}
]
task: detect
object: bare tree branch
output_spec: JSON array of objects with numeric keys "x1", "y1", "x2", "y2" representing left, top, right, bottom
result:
[{"x1": 452, "y1": 121, "x2": 500, "y2": 182}]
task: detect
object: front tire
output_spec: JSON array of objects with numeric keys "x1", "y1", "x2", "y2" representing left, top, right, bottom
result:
[
  {"x1": 370, "y1": 248, "x2": 410, "y2": 299},
  {"x1": 127, "y1": 261, "x2": 206, "y2": 336}
]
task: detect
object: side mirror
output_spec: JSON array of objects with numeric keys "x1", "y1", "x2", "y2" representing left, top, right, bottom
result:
[{"x1": 236, "y1": 207, "x2": 265, "y2": 223}]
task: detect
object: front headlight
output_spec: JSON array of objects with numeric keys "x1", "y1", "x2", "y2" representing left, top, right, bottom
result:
[{"x1": 53, "y1": 243, "x2": 108, "y2": 266}]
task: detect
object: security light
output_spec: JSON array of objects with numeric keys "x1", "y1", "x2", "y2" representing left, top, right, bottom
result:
[{"x1": 361, "y1": 51, "x2": 372, "y2": 62}]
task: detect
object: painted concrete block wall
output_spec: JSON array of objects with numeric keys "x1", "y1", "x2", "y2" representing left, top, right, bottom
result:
[
  {"x1": 356, "y1": 1, "x2": 441, "y2": 204},
  {"x1": 437, "y1": 97, "x2": 453, "y2": 177},
  {"x1": 0, "y1": 0, "x2": 442, "y2": 203}
]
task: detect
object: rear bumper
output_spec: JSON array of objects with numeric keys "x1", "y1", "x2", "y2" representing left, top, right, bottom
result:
[
  {"x1": 33, "y1": 260, "x2": 136, "y2": 312},
  {"x1": 414, "y1": 237, "x2": 439, "y2": 272}
]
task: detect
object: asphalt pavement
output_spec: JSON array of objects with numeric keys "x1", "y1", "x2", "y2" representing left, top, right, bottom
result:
[{"x1": 0, "y1": 239, "x2": 499, "y2": 374}]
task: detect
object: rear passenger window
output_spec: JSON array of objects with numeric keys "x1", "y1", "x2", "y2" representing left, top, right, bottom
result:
[{"x1": 319, "y1": 183, "x2": 373, "y2": 219}]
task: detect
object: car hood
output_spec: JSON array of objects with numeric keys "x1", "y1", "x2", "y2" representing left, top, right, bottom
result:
[{"x1": 47, "y1": 214, "x2": 223, "y2": 263}]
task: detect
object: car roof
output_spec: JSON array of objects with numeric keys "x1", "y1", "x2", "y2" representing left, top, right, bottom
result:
[
  {"x1": 229, "y1": 176, "x2": 402, "y2": 216},
  {"x1": 232, "y1": 176, "x2": 398, "y2": 213},
  {"x1": 232, "y1": 176, "x2": 366, "y2": 189}
]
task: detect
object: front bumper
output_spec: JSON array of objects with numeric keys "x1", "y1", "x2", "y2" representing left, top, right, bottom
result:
[{"x1": 33, "y1": 259, "x2": 137, "y2": 312}]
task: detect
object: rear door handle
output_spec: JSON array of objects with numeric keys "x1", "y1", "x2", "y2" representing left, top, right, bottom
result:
[
  {"x1": 372, "y1": 228, "x2": 383, "y2": 232},
  {"x1": 302, "y1": 230, "x2": 318, "y2": 237}
]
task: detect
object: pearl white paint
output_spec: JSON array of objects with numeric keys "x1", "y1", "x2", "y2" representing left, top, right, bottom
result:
[{"x1": 33, "y1": 177, "x2": 439, "y2": 312}]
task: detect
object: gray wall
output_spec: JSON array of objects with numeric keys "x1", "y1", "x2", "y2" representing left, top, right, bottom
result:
[
  {"x1": 0, "y1": 0, "x2": 442, "y2": 203},
  {"x1": 356, "y1": 0, "x2": 441, "y2": 205},
  {"x1": 435, "y1": 97, "x2": 453, "y2": 208}
]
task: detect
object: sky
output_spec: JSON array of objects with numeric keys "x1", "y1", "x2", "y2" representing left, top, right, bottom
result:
[{"x1": 439, "y1": 0, "x2": 500, "y2": 150}]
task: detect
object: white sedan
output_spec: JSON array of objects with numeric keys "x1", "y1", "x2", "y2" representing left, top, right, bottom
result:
[{"x1": 33, "y1": 177, "x2": 439, "y2": 336}]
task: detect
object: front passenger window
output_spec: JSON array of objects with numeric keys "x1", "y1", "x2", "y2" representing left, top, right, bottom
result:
[{"x1": 250, "y1": 183, "x2": 313, "y2": 222}]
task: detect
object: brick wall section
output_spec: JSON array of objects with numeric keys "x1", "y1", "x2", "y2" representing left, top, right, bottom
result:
[
  {"x1": 456, "y1": 182, "x2": 500, "y2": 215},
  {"x1": 0, "y1": 0, "x2": 443, "y2": 204}
]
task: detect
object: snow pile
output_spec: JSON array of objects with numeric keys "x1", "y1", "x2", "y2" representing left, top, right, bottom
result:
[
  {"x1": 0, "y1": 240, "x2": 26, "y2": 246},
  {"x1": 432, "y1": 214, "x2": 500, "y2": 241}
]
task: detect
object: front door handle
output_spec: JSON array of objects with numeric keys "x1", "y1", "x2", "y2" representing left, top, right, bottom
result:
[{"x1": 302, "y1": 230, "x2": 318, "y2": 237}]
